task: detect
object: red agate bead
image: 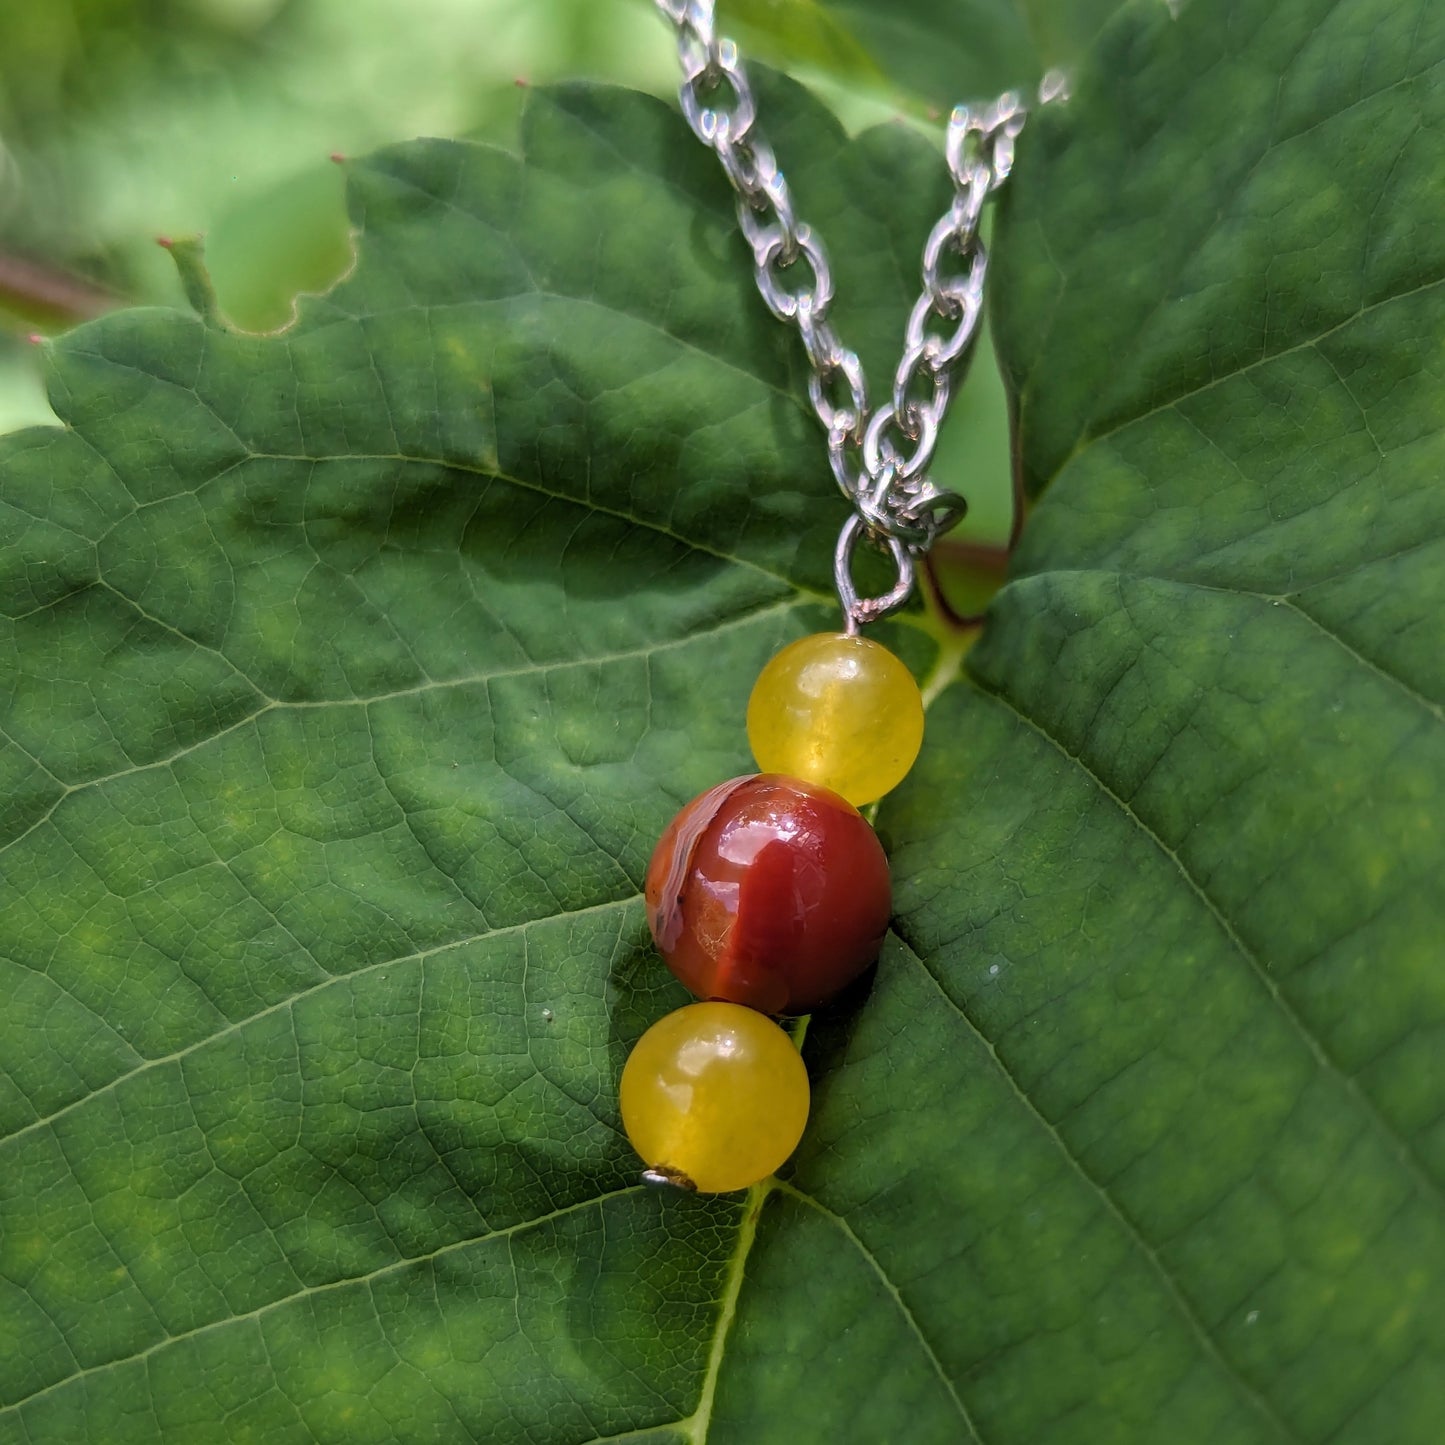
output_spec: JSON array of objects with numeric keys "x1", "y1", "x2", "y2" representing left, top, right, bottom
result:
[{"x1": 645, "y1": 774, "x2": 891, "y2": 1015}]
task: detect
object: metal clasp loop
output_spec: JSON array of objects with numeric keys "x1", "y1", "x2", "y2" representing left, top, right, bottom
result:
[{"x1": 834, "y1": 512, "x2": 915, "y2": 635}]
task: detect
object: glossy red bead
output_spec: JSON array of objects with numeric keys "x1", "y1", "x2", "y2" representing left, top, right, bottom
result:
[{"x1": 644, "y1": 774, "x2": 891, "y2": 1015}]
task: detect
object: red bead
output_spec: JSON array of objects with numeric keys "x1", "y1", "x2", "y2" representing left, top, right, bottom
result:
[{"x1": 644, "y1": 774, "x2": 891, "y2": 1014}]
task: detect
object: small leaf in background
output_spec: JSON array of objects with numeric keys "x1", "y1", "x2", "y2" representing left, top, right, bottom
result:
[
  {"x1": 0, "y1": 0, "x2": 672, "y2": 427},
  {"x1": 204, "y1": 164, "x2": 353, "y2": 334},
  {"x1": 742, "y1": 0, "x2": 1125, "y2": 111}
]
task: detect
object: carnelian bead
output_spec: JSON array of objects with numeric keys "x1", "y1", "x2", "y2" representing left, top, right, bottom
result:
[
  {"x1": 620, "y1": 1002, "x2": 809, "y2": 1193},
  {"x1": 746, "y1": 632, "x2": 924, "y2": 806},
  {"x1": 645, "y1": 774, "x2": 890, "y2": 1015}
]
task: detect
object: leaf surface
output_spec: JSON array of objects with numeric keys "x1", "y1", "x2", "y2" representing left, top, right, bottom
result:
[
  {"x1": 2, "y1": 2, "x2": 1444, "y2": 1443},
  {"x1": 730, "y1": 0, "x2": 1122, "y2": 105},
  {"x1": 809, "y1": 0, "x2": 1121, "y2": 101}
]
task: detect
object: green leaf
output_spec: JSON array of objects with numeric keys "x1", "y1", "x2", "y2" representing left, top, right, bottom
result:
[
  {"x1": 729, "y1": 0, "x2": 1123, "y2": 108},
  {"x1": 723, "y1": 0, "x2": 890, "y2": 94},
  {"x1": 966, "y1": 0, "x2": 1445, "y2": 1439},
  {"x1": 2, "y1": 3, "x2": 1443, "y2": 1444},
  {"x1": 0, "y1": 72, "x2": 938, "y2": 1443},
  {"x1": 0, "y1": 0, "x2": 672, "y2": 328}
]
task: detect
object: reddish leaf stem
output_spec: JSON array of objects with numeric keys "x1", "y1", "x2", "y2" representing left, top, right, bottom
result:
[{"x1": 0, "y1": 252, "x2": 115, "y2": 326}]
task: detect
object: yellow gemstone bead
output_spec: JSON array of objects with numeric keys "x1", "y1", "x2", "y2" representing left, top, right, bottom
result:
[
  {"x1": 746, "y1": 632, "x2": 924, "y2": 806},
  {"x1": 619, "y1": 1002, "x2": 810, "y2": 1194}
]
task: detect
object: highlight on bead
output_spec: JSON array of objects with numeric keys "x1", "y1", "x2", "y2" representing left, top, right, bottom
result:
[
  {"x1": 619, "y1": 1002, "x2": 810, "y2": 1194},
  {"x1": 746, "y1": 631, "x2": 924, "y2": 806},
  {"x1": 645, "y1": 773, "x2": 891, "y2": 1015}
]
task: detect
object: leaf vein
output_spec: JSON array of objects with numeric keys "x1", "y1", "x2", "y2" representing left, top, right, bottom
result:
[
  {"x1": 0, "y1": 597, "x2": 805, "y2": 857},
  {"x1": 888, "y1": 930, "x2": 1302, "y2": 1444},
  {"x1": 0, "y1": 894, "x2": 641, "y2": 1153},
  {"x1": 964, "y1": 673, "x2": 1445, "y2": 1208},
  {"x1": 1077, "y1": 272, "x2": 1445, "y2": 460},
  {"x1": 0, "y1": 1185, "x2": 647, "y2": 1416},
  {"x1": 772, "y1": 1179, "x2": 985, "y2": 1443}
]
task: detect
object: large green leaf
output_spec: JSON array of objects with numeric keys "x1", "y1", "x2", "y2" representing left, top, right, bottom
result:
[
  {"x1": 0, "y1": 71, "x2": 935, "y2": 1443},
  {"x1": 2, "y1": 5, "x2": 1442, "y2": 1445}
]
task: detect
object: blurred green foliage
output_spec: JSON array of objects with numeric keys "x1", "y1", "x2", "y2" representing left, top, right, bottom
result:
[
  {"x1": 0, "y1": 0, "x2": 674, "y2": 425},
  {"x1": 0, "y1": 0, "x2": 1014, "y2": 555}
]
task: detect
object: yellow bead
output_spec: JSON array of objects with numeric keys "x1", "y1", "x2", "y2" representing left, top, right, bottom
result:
[
  {"x1": 746, "y1": 632, "x2": 924, "y2": 806},
  {"x1": 619, "y1": 1002, "x2": 810, "y2": 1194}
]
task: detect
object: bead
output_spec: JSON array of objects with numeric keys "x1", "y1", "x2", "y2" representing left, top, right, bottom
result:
[
  {"x1": 620, "y1": 1002, "x2": 810, "y2": 1193},
  {"x1": 746, "y1": 632, "x2": 924, "y2": 806},
  {"x1": 646, "y1": 774, "x2": 890, "y2": 1014}
]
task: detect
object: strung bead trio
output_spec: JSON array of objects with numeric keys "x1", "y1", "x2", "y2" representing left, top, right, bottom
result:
[{"x1": 619, "y1": 631, "x2": 924, "y2": 1193}]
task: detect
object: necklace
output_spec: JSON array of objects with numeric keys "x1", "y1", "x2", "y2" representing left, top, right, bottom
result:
[{"x1": 618, "y1": 0, "x2": 1055, "y2": 1193}]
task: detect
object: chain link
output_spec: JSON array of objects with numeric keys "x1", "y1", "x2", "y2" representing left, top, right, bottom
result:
[
  {"x1": 652, "y1": 0, "x2": 1055, "y2": 628},
  {"x1": 659, "y1": 0, "x2": 867, "y2": 504}
]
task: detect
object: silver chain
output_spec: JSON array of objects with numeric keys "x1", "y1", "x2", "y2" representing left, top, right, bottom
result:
[{"x1": 653, "y1": 0, "x2": 1059, "y2": 629}]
